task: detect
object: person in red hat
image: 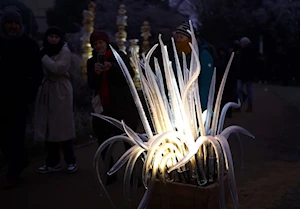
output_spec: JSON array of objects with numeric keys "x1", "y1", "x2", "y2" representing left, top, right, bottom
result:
[{"x1": 87, "y1": 30, "x2": 139, "y2": 183}]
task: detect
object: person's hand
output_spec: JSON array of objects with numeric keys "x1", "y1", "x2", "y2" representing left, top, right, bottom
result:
[
  {"x1": 103, "y1": 61, "x2": 112, "y2": 71},
  {"x1": 94, "y1": 63, "x2": 103, "y2": 75}
]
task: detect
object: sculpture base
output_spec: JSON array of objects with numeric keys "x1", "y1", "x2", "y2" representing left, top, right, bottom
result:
[{"x1": 147, "y1": 176, "x2": 228, "y2": 209}]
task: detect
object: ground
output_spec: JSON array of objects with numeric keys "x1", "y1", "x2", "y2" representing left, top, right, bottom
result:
[{"x1": 0, "y1": 83, "x2": 299, "y2": 209}]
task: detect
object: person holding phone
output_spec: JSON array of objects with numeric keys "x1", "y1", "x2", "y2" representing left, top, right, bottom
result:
[
  {"x1": 87, "y1": 30, "x2": 139, "y2": 183},
  {"x1": 87, "y1": 30, "x2": 139, "y2": 142},
  {"x1": 97, "y1": 53, "x2": 105, "y2": 68}
]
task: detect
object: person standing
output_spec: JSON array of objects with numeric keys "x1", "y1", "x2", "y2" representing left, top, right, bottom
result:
[
  {"x1": 0, "y1": 8, "x2": 43, "y2": 189},
  {"x1": 87, "y1": 30, "x2": 139, "y2": 184},
  {"x1": 87, "y1": 30, "x2": 139, "y2": 145},
  {"x1": 237, "y1": 37, "x2": 256, "y2": 112},
  {"x1": 35, "y1": 27, "x2": 77, "y2": 174},
  {"x1": 174, "y1": 22, "x2": 214, "y2": 110}
]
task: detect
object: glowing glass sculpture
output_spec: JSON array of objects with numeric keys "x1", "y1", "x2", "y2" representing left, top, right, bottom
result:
[{"x1": 92, "y1": 21, "x2": 254, "y2": 209}]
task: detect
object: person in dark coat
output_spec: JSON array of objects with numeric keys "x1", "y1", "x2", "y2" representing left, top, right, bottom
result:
[
  {"x1": 0, "y1": 8, "x2": 43, "y2": 189},
  {"x1": 174, "y1": 22, "x2": 214, "y2": 110},
  {"x1": 87, "y1": 30, "x2": 139, "y2": 184},
  {"x1": 237, "y1": 37, "x2": 256, "y2": 112},
  {"x1": 87, "y1": 30, "x2": 139, "y2": 142}
]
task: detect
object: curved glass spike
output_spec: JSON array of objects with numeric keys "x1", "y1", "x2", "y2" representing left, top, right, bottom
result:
[
  {"x1": 93, "y1": 135, "x2": 135, "y2": 209},
  {"x1": 215, "y1": 135, "x2": 239, "y2": 209},
  {"x1": 122, "y1": 120, "x2": 148, "y2": 149},
  {"x1": 221, "y1": 125, "x2": 255, "y2": 139},
  {"x1": 123, "y1": 149, "x2": 145, "y2": 202},
  {"x1": 211, "y1": 52, "x2": 235, "y2": 136},
  {"x1": 110, "y1": 46, "x2": 153, "y2": 139},
  {"x1": 217, "y1": 100, "x2": 241, "y2": 134},
  {"x1": 108, "y1": 145, "x2": 144, "y2": 176}
]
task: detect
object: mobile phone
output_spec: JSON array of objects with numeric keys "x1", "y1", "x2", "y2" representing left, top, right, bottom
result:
[{"x1": 97, "y1": 54, "x2": 105, "y2": 68}]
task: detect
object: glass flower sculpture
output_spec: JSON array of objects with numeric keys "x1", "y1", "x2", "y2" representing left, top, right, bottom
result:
[{"x1": 92, "y1": 21, "x2": 254, "y2": 209}]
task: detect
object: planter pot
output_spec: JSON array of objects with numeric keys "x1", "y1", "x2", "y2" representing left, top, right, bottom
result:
[{"x1": 147, "y1": 175, "x2": 228, "y2": 209}]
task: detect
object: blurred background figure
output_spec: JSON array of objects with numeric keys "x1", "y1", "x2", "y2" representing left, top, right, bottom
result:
[{"x1": 237, "y1": 37, "x2": 256, "y2": 112}]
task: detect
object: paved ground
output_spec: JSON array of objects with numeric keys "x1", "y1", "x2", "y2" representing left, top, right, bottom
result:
[
  {"x1": 226, "y1": 84, "x2": 300, "y2": 209},
  {"x1": 0, "y1": 83, "x2": 300, "y2": 209}
]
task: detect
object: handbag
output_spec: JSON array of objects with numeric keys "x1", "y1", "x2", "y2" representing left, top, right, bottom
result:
[{"x1": 91, "y1": 91, "x2": 103, "y2": 114}]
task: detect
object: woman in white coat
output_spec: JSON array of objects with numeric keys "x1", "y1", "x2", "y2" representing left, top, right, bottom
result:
[{"x1": 35, "y1": 27, "x2": 77, "y2": 173}]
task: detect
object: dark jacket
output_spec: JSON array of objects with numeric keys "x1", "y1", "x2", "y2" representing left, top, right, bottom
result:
[
  {"x1": 0, "y1": 35, "x2": 43, "y2": 113},
  {"x1": 87, "y1": 49, "x2": 139, "y2": 128},
  {"x1": 237, "y1": 46, "x2": 256, "y2": 81}
]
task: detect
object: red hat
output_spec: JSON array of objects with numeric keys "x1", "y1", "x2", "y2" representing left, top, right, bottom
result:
[{"x1": 90, "y1": 30, "x2": 110, "y2": 45}]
